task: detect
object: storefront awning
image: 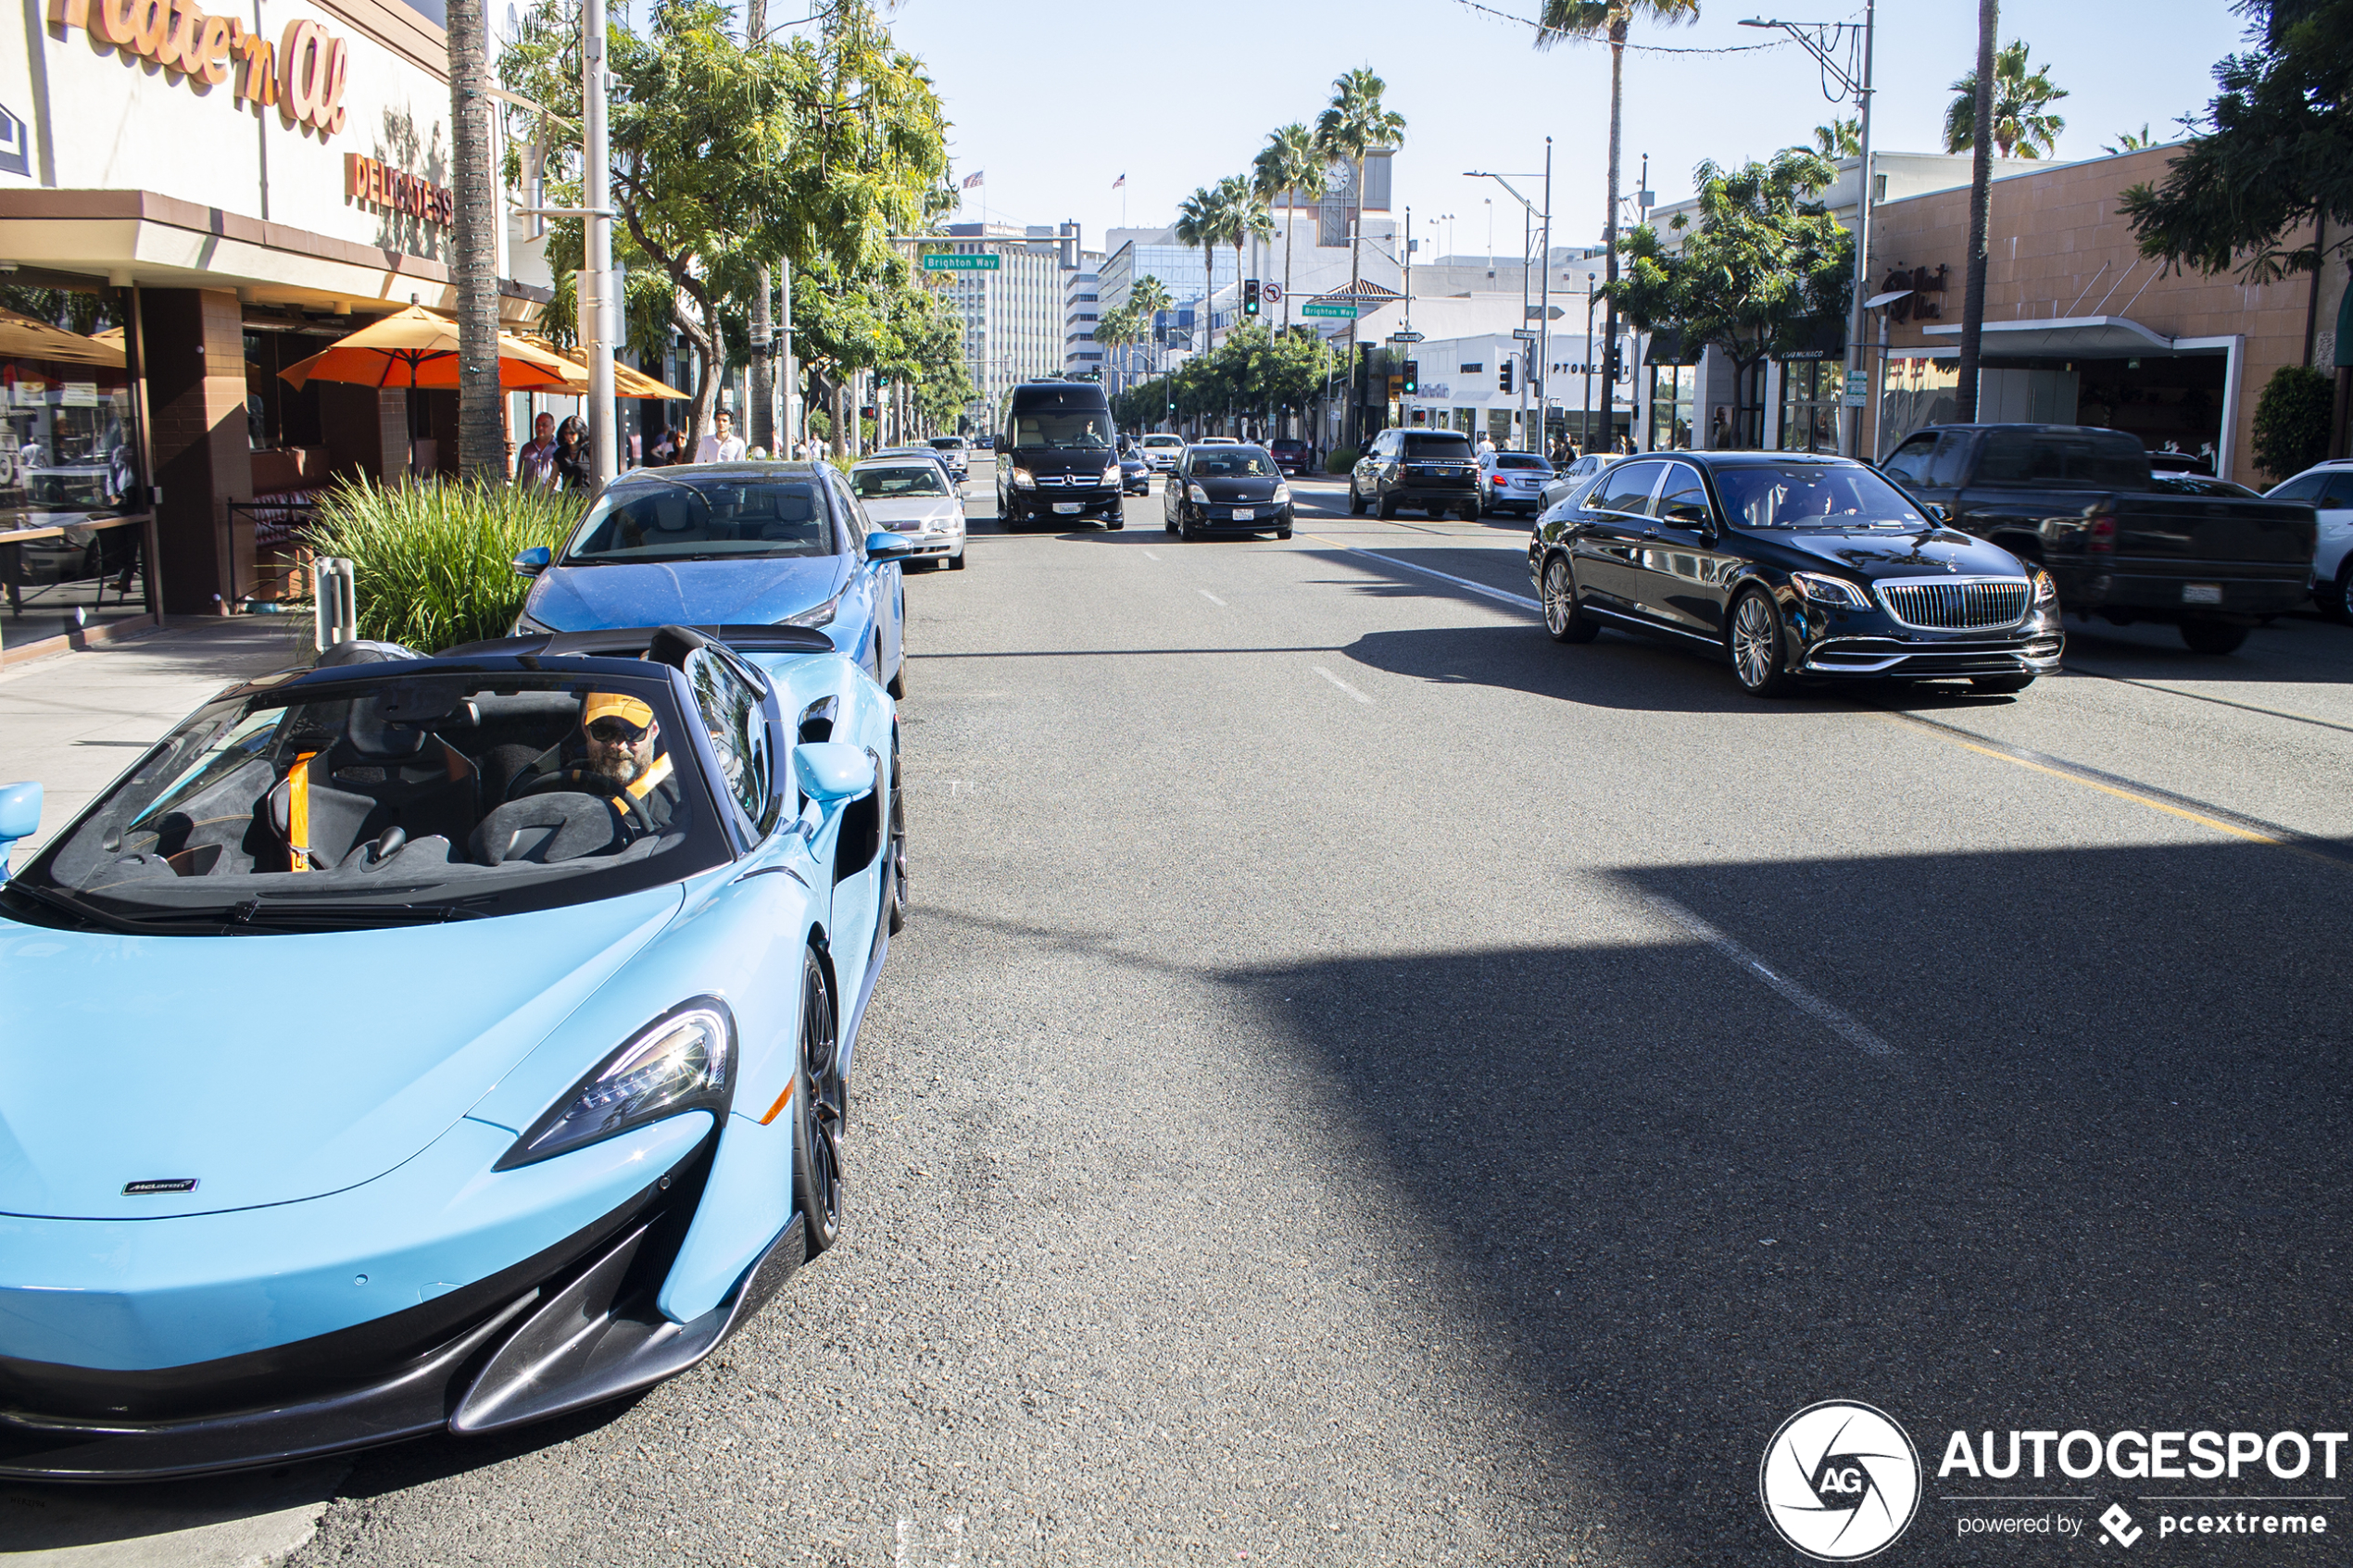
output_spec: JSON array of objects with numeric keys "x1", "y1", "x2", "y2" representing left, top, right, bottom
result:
[{"x1": 1919, "y1": 315, "x2": 2205, "y2": 358}]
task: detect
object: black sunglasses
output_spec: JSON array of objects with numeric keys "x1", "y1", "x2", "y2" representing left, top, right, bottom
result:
[{"x1": 587, "y1": 718, "x2": 650, "y2": 744}]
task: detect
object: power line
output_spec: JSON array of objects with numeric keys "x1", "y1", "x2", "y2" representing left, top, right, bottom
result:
[{"x1": 1446, "y1": 0, "x2": 1797, "y2": 54}]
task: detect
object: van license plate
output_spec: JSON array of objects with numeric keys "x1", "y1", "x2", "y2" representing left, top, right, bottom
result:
[
  {"x1": 2182, "y1": 583, "x2": 2222, "y2": 604},
  {"x1": 1053, "y1": 502, "x2": 1081, "y2": 515}
]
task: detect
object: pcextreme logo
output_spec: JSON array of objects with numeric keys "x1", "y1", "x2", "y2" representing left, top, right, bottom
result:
[{"x1": 1760, "y1": 1400, "x2": 1923, "y2": 1562}]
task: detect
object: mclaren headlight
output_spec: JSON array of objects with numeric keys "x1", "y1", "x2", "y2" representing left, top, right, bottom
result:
[
  {"x1": 784, "y1": 594, "x2": 839, "y2": 629},
  {"x1": 512, "y1": 607, "x2": 556, "y2": 635},
  {"x1": 1011, "y1": 466, "x2": 1037, "y2": 490},
  {"x1": 1791, "y1": 571, "x2": 1870, "y2": 609},
  {"x1": 496, "y1": 999, "x2": 736, "y2": 1169},
  {"x1": 2032, "y1": 567, "x2": 2058, "y2": 605}
]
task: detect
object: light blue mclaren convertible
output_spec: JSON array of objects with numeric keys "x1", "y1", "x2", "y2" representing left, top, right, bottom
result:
[{"x1": 0, "y1": 622, "x2": 903, "y2": 1479}]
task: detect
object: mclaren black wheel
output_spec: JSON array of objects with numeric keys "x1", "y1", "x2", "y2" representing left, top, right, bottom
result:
[{"x1": 795, "y1": 948, "x2": 844, "y2": 1255}]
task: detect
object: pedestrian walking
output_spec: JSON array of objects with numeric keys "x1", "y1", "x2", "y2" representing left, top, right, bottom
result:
[
  {"x1": 1477, "y1": 432, "x2": 1497, "y2": 458},
  {"x1": 695, "y1": 410, "x2": 748, "y2": 464},
  {"x1": 515, "y1": 412, "x2": 560, "y2": 489},
  {"x1": 553, "y1": 416, "x2": 593, "y2": 493}
]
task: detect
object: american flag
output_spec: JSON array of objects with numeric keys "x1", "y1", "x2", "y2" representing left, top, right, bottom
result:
[
  {"x1": 962, "y1": 170, "x2": 984, "y2": 189},
  {"x1": 1111, "y1": 173, "x2": 1125, "y2": 190}
]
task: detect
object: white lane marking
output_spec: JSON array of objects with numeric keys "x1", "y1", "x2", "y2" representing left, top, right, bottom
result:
[
  {"x1": 1302, "y1": 532, "x2": 1541, "y2": 614},
  {"x1": 1141, "y1": 549, "x2": 1162, "y2": 560},
  {"x1": 1198, "y1": 589, "x2": 1228, "y2": 607},
  {"x1": 1648, "y1": 895, "x2": 1894, "y2": 1058},
  {"x1": 1312, "y1": 665, "x2": 1376, "y2": 705}
]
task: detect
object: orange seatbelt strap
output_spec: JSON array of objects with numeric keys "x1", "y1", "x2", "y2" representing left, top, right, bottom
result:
[
  {"x1": 287, "y1": 752, "x2": 315, "y2": 872},
  {"x1": 606, "y1": 753, "x2": 673, "y2": 820}
]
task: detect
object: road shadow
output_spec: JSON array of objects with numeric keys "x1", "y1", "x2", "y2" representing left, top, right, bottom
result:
[
  {"x1": 1223, "y1": 836, "x2": 2352, "y2": 1562},
  {"x1": 0, "y1": 1459, "x2": 348, "y2": 1553},
  {"x1": 2057, "y1": 617, "x2": 2353, "y2": 687}
]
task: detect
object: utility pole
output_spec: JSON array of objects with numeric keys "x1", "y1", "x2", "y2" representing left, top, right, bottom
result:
[
  {"x1": 1540, "y1": 137, "x2": 1553, "y2": 458},
  {"x1": 582, "y1": 0, "x2": 616, "y2": 483},
  {"x1": 1846, "y1": 0, "x2": 1877, "y2": 457}
]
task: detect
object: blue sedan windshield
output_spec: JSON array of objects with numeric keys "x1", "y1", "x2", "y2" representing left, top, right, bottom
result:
[
  {"x1": 1715, "y1": 465, "x2": 1929, "y2": 530},
  {"x1": 564, "y1": 476, "x2": 836, "y2": 563}
]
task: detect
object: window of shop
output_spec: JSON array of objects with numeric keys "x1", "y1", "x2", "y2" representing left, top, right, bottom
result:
[
  {"x1": 1, "y1": 288, "x2": 151, "y2": 653},
  {"x1": 1649, "y1": 364, "x2": 1697, "y2": 450},
  {"x1": 1879, "y1": 355, "x2": 1959, "y2": 458},
  {"x1": 1778, "y1": 359, "x2": 1842, "y2": 454}
]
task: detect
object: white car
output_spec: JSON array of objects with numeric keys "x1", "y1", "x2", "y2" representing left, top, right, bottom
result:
[
  {"x1": 1138, "y1": 433, "x2": 1185, "y2": 472},
  {"x1": 1539, "y1": 452, "x2": 1617, "y2": 512},
  {"x1": 925, "y1": 435, "x2": 971, "y2": 481},
  {"x1": 850, "y1": 455, "x2": 967, "y2": 570},
  {"x1": 2263, "y1": 460, "x2": 2353, "y2": 619}
]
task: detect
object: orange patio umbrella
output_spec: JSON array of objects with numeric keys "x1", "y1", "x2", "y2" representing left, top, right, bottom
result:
[
  {"x1": 514, "y1": 334, "x2": 691, "y2": 401},
  {"x1": 277, "y1": 305, "x2": 574, "y2": 393}
]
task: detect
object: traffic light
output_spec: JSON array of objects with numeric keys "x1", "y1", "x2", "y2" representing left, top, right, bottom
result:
[
  {"x1": 1242, "y1": 279, "x2": 1261, "y2": 317},
  {"x1": 1604, "y1": 345, "x2": 1622, "y2": 381},
  {"x1": 1403, "y1": 359, "x2": 1419, "y2": 395},
  {"x1": 1498, "y1": 360, "x2": 1514, "y2": 394}
]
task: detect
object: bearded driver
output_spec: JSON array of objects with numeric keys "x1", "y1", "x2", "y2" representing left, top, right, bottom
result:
[{"x1": 508, "y1": 691, "x2": 682, "y2": 839}]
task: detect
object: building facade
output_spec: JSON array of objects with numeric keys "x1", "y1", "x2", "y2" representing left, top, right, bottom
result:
[
  {"x1": 1063, "y1": 250, "x2": 1101, "y2": 379},
  {"x1": 0, "y1": 0, "x2": 547, "y2": 659},
  {"x1": 939, "y1": 221, "x2": 1077, "y2": 427}
]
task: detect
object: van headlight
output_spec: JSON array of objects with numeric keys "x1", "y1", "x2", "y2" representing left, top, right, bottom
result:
[
  {"x1": 1011, "y1": 467, "x2": 1037, "y2": 490},
  {"x1": 496, "y1": 1000, "x2": 736, "y2": 1169},
  {"x1": 1101, "y1": 463, "x2": 1121, "y2": 486}
]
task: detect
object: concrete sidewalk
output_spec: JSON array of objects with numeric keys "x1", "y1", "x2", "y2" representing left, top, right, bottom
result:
[{"x1": 1, "y1": 618, "x2": 308, "y2": 871}]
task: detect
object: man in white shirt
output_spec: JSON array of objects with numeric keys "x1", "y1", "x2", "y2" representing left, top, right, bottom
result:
[
  {"x1": 695, "y1": 410, "x2": 748, "y2": 464},
  {"x1": 1477, "y1": 433, "x2": 1498, "y2": 458}
]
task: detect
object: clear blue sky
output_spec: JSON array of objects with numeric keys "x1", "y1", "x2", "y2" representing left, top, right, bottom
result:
[{"x1": 871, "y1": 0, "x2": 2251, "y2": 261}]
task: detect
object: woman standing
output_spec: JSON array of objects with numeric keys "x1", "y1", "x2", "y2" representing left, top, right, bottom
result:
[{"x1": 553, "y1": 416, "x2": 593, "y2": 493}]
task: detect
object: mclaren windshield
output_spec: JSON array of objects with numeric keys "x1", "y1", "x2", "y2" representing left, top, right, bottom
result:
[{"x1": 1, "y1": 670, "x2": 734, "y2": 934}]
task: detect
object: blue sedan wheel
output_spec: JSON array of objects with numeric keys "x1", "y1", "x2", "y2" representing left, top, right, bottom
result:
[{"x1": 797, "y1": 949, "x2": 845, "y2": 1253}]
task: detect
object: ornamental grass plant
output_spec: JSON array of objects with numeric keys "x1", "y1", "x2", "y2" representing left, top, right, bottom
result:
[{"x1": 303, "y1": 477, "x2": 585, "y2": 652}]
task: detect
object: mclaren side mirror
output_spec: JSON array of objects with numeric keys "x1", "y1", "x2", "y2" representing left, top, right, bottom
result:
[
  {"x1": 0, "y1": 781, "x2": 43, "y2": 882},
  {"x1": 511, "y1": 546, "x2": 552, "y2": 577},
  {"x1": 863, "y1": 531, "x2": 914, "y2": 561}
]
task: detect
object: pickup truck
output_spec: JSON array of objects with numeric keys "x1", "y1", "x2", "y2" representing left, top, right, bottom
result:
[{"x1": 1881, "y1": 423, "x2": 2316, "y2": 654}]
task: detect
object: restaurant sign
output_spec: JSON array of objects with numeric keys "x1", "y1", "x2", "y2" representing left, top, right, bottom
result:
[
  {"x1": 346, "y1": 154, "x2": 452, "y2": 227},
  {"x1": 45, "y1": 0, "x2": 350, "y2": 135}
]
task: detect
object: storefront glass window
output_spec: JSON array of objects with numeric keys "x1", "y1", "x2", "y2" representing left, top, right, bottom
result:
[
  {"x1": 1, "y1": 296, "x2": 149, "y2": 648},
  {"x1": 1778, "y1": 360, "x2": 1842, "y2": 454},
  {"x1": 1649, "y1": 364, "x2": 1697, "y2": 450},
  {"x1": 1879, "y1": 356, "x2": 1959, "y2": 458}
]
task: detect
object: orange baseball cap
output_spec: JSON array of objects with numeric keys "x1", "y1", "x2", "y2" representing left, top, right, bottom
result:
[{"x1": 582, "y1": 692, "x2": 655, "y2": 730}]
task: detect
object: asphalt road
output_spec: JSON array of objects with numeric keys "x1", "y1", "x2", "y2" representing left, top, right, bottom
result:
[{"x1": 17, "y1": 459, "x2": 2353, "y2": 1565}]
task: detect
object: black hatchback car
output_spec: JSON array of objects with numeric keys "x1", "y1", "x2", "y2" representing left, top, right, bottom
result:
[
  {"x1": 1528, "y1": 452, "x2": 2063, "y2": 697},
  {"x1": 1348, "y1": 428, "x2": 1480, "y2": 520},
  {"x1": 1163, "y1": 444, "x2": 1294, "y2": 540}
]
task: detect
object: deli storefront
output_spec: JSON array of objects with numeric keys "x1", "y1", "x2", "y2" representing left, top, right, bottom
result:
[{"x1": 0, "y1": 0, "x2": 544, "y2": 660}]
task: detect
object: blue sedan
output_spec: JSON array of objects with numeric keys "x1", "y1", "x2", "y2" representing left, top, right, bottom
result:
[
  {"x1": 514, "y1": 462, "x2": 911, "y2": 698},
  {"x1": 0, "y1": 622, "x2": 903, "y2": 1478}
]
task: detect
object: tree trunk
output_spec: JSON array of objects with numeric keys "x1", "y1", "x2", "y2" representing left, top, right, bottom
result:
[
  {"x1": 1202, "y1": 243, "x2": 1218, "y2": 356},
  {"x1": 446, "y1": 0, "x2": 502, "y2": 483},
  {"x1": 1281, "y1": 197, "x2": 1294, "y2": 334},
  {"x1": 744, "y1": 0, "x2": 772, "y2": 456},
  {"x1": 833, "y1": 377, "x2": 849, "y2": 463},
  {"x1": 1603, "y1": 18, "x2": 1626, "y2": 457},
  {"x1": 1957, "y1": 0, "x2": 1997, "y2": 421}
]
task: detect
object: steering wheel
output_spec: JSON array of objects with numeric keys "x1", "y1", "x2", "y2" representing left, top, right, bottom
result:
[{"x1": 515, "y1": 768, "x2": 658, "y2": 838}]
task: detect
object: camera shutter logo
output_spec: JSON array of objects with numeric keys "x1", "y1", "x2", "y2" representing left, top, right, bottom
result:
[{"x1": 1759, "y1": 1400, "x2": 1922, "y2": 1561}]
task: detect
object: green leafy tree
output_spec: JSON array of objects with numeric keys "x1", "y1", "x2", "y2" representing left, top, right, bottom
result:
[
  {"x1": 1093, "y1": 304, "x2": 1139, "y2": 396},
  {"x1": 1812, "y1": 118, "x2": 1861, "y2": 157},
  {"x1": 1944, "y1": 40, "x2": 2070, "y2": 158},
  {"x1": 2252, "y1": 364, "x2": 2334, "y2": 480},
  {"x1": 2120, "y1": 0, "x2": 2353, "y2": 283},
  {"x1": 1130, "y1": 275, "x2": 1174, "y2": 388},
  {"x1": 1252, "y1": 124, "x2": 1327, "y2": 333},
  {"x1": 1315, "y1": 69, "x2": 1406, "y2": 445},
  {"x1": 1606, "y1": 149, "x2": 1853, "y2": 447},
  {"x1": 1217, "y1": 173, "x2": 1274, "y2": 337},
  {"x1": 2103, "y1": 123, "x2": 2157, "y2": 154}
]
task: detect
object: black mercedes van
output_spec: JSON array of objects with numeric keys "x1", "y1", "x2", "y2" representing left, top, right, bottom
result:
[{"x1": 995, "y1": 381, "x2": 1124, "y2": 531}]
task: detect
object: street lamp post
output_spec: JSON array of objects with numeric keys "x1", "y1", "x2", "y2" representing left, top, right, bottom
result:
[
  {"x1": 1740, "y1": 5, "x2": 1876, "y2": 458},
  {"x1": 1582, "y1": 272, "x2": 1598, "y2": 451},
  {"x1": 1466, "y1": 148, "x2": 1551, "y2": 454}
]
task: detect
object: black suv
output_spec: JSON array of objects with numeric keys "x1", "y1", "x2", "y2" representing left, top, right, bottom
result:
[{"x1": 1349, "y1": 429, "x2": 1480, "y2": 520}]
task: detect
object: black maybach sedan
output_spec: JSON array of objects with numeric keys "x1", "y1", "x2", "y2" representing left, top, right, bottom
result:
[{"x1": 1527, "y1": 452, "x2": 2064, "y2": 696}]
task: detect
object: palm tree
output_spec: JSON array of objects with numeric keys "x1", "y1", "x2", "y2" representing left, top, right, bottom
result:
[
  {"x1": 1252, "y1": 123, "x2": 1327, "y2": 334},
  {"x1": 1537, "y1": 0, "x2": 1700, "y2": 452},
  {"x1": 1944, "y1": 40, "x2": 2069, "y2": 159},
  {"x1": 445, "y1": 0, "x2": 502, "y2": 480},
  {"x1": 2101, "y1": 123, "x2": 2154, "y2": 155},
  {"x1": 1218, "y1": 173, "x2": 1273, "y2": 332},
  {"x1": 1812, "y1": 117, "x2": 1861, "y2": 157},
  {"x1": 1315, "y1": 69, "x2": 1407, "y2": 450},
  {"x1": 1130, "y1": 274, "x2": 1173, "y2": 406},
  {"x1": 1175, "y1": 187, "x2": 1224, "y2": 358},
  {"x1": 1093, "y1": 305, "x2": 1138, "y2": 399}
]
